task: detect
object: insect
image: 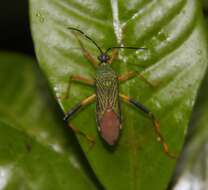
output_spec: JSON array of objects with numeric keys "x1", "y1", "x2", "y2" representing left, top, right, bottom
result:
[{"x1": 64, "y1": 27, "x2": 176, "y2": 158}]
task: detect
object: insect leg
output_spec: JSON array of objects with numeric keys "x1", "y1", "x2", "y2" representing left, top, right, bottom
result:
[
  {"x1": 119, "y1": 94, "x2": 177, "y2": 159},
  {"x1": 64, "y1": 75, "x2": 94, "y2": 99},
  {"x1": 64, "y1": 94, "x2": 96, "y2": 144},
  {"x1": 64, "y1": 94, "x2": 96, "y2": 121},
  {"x1": 68, "y1": 123, "x2": 95, "y2": 145},
  {"x1": 108, "y1": 49, "x2": 118, "y2": 64},
  {"x1": 72, "y1": 31, "x2": 99, "y2": 68},
  {"x1": 118, "y1": 71, "x2": 156, "y2": 88}
]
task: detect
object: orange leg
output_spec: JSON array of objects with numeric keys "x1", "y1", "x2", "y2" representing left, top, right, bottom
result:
[
  {"x1": 108, "y1": 49, "x2": 119, "y2": 64},
  {"x1": 64, "y1": 94, "x2": 96, "y2": 121},
  {"x1": 120, "y1": 94, "x2": 177, "y2": 159},
  {"x1": 68, "y1": 123, "x2": 95, "y2": 145},
  {"x1": 64, "y1": 75, "x2": 94, "y2": 99},
  {"x1": 64, "y1": 94, "x2": 96, "y2": 145},
  {"x1": 118, "y1": 71, "x2": 156, "y2": 88},
  {"x1": 72, "y1": 31, "x2": 98, "y2": 68}
]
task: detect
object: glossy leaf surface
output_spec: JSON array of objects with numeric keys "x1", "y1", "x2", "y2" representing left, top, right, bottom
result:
[
  {"x1": 30, "y1": 1, "x2": 208, "y2": 189},
  {"x1": 173, "y1": 39, "x2": 208, "y2": 190}
]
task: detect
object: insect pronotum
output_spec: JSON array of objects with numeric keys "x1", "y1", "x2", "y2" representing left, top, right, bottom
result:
[{"x1": 63, "y1": 27, "x2": 176, "y2": 158}]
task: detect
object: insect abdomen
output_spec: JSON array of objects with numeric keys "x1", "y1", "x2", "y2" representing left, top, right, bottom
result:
[{"x1": 99, "y1": 109, "x2": 120, "y2": 145}]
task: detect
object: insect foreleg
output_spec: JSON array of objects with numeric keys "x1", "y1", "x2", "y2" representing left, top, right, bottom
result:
[
  {"x1": 64, "y1": 94, "x2": 96, "y2": 121},
  {"x1": 118, "y1": 71, "x2": 156, "y2": 88},
  {"x1": 119, "y1": 94, "x2": 177, "y2": 159},
  {"x1": 108, "y1": 49, "x2": 118, "y2": 64},
  {"x1": 71, "y1": 31, "x2": 99, "y2": 68},
  {"x1": 63, "y1": 75, "x2": 94, "y2": 99}
]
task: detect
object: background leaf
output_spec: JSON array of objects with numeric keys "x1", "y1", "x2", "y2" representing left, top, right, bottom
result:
[
  {"x1": 172, "y1": 61, "x2": 208, "y2": 190},
  {"x1": 169, "y1": 11, "x2": 208, "y2": 190},
  {"x1": 0, "y1": 53, "x2": 97, "y2": 190},
  {"x1": 30, "y1": 1, "x2": 208, "y2": 190}
]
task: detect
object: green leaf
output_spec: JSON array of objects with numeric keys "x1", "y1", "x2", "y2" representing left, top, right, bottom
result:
[
  {"x1": 172, "y1": 66, "x2": 208, "y2": 190},
  {"x1": 30, "y1": 1, "x2": 208, "y2": 189},
  {"x1": 172, "y1": 21, "x2": 208, "y2": 190},
  {"x1": 0, "y1": 53, "x2": 97, "y2": 190}
]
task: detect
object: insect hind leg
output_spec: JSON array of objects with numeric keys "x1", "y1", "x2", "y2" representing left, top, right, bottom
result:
[
  {"x1": 64, "y1": 94, "x2": 96, "y2": 147},
  {"x1": 119, "y1": 93, "x2": 177, "y2": 159},
  {"x1": 68, "y1": 123, "x2": 95, "y2": 147},
  {"x1": 64, "y1": 94, "x2": 96, "y2": 121}
]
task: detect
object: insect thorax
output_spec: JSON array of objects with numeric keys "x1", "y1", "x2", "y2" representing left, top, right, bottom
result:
[{"x1": 95, "y1": 64, "x2": 117, "y2": 86}]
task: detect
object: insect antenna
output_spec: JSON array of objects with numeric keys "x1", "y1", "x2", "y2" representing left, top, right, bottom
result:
[
  {"x1": 105, "y1": 46, "x2": 146, "y2": 54},
  {"x1": 67, "y1": 27, "x2": 103, "y2": 54}
]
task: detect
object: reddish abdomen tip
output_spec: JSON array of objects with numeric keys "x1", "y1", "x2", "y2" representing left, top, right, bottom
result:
[{"x1": 100, "y1": 109, "x2": 120, "y2": 145}]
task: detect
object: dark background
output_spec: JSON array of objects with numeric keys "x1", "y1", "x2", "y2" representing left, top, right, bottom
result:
[{"x1": 0, "y1": 0, "x2": 34, "y2": 56}]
